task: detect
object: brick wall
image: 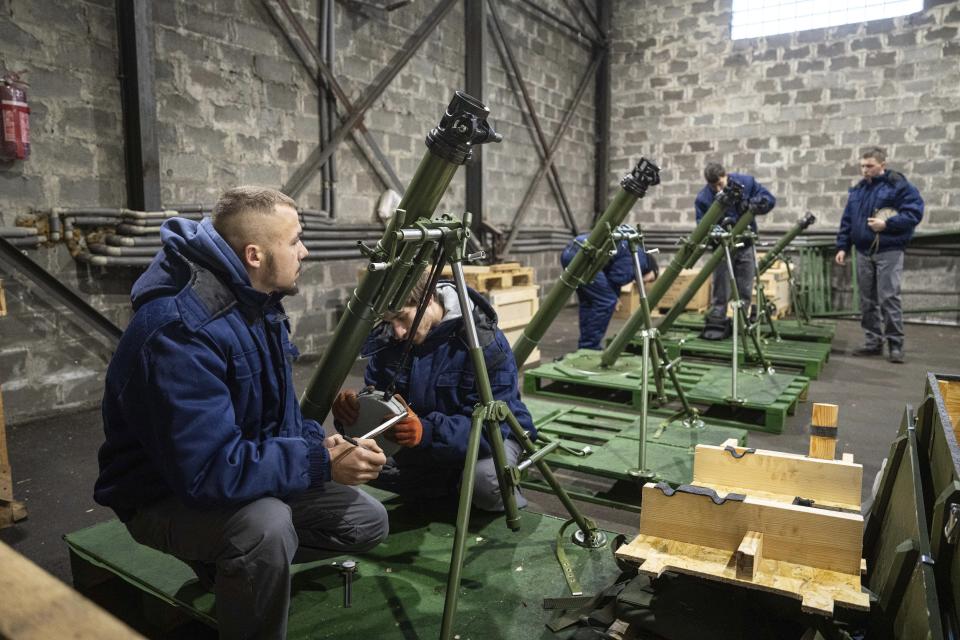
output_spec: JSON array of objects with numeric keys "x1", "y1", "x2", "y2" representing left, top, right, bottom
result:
[
  {"x1": 0, "y1": 0, "x2": 595, "y2": 423},
  {"x1": 608, "y1": 0, "x2": 959, "y2": 232}
]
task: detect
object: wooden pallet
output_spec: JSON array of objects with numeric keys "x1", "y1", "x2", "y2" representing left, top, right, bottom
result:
[
  {"x1": 523, "y1": 350, "x2": 810, "y2": 433},
  {"x1": 440, "y1": 262, "x2": 535, "y2": 292}
]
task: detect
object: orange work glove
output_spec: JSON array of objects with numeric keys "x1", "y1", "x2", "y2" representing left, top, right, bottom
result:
[
  {"x1": 387, "y1": 395, "x2": 423, "y2": 448},
  {"x1": 332, "y1": 389, "x2": 360, "y2": 427}
]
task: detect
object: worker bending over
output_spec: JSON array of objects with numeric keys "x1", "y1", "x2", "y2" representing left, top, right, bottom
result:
[
  {"x1": 560, "y1": 232, "x2": 658, "y2": 350},
  {"x1": 333, "y1": 273, "x2": 534, "y2": 511}
]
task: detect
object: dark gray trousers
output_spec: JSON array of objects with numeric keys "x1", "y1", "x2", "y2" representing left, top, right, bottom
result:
[
  {"x1": 857, "y1": 248, "x2": 905, "y2": 350},
  {"x1": 710, "y1": 244, "x2": 756, "y2": 317},
  {"x1": 371, "y1": 437, "x2": 528, "y2": 511},
  {"x1": 126, "y1": 483, "x2": 389, "y2": 640}
]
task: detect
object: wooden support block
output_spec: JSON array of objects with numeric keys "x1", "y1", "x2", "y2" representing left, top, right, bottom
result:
[
  {"x1": 616, "y1": 533, "x2": 869, "y2": 616},
  {"x1": 809, "y1": 402, "x2": 839, "y2": 460},
  {"x1": 938, "y1": 378, "x2": 960, "y2": 442},
  {"x1": 0, "y1": 277, "x2": 6, "y2": 316},
  {"x1": 693, "y1": 442, "x2": 863, "y2": 511},
  {"x1": 637, "y1": 483, "x2": 863, "y2": 574},
  {"x1": 735, "y1": 530, "x2": 763, "y2": 581},
  {"x1": 0, "y1": 540, "x2": 143, "y2": 638},
  {"x1": 0, "y1": 390, "x2": 28, "y2": 529}
]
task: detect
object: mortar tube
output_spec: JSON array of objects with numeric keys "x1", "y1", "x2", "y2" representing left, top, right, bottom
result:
[
  {"x1": 656, "y1": 209, "x2": 758, "y2": 334},
  {"x1": 300, "y1": 91, "x2": 501, "y2": 423},
  {"x1": 511, "y1": 157, "x2": 660, "y2": 367},
  {"x1": 600, "y1": 181, "x2": 742, "y2": 368},
  {"x1": 757, "y1": 212, "x2": 816, "y2": 275}
]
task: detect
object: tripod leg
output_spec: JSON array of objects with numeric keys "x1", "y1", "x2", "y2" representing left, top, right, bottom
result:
[{"x1": 440, "y1": 408, "x2": 486, "y2": 640}]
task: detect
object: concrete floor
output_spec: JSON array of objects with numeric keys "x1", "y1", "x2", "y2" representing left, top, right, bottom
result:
[{"x1": 2, "y1": 307, "x2": 958, "y2": 587}]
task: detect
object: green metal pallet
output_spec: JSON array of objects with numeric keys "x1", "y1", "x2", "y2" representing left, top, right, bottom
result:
[
  {"x1": 668, "y1": 312, "x2": 836, "y2": 343},
  {"x1": 66, "y1": 491, "x2": 621, "y2": 640},
  {"x1": 644, "y1": 330, "x2": 833, "y2": 379},
  {"x1": 521, "y1": 397, "x2": 748, "y2": 510},
  {"x1": 523, "y1": 349, "x2": 810, "y2": 433}
]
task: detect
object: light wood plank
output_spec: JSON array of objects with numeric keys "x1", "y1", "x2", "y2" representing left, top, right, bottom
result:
[
  {"x1": 938, "y1": 379, "x2": 960, "y2": 442},
  {"x1": 616, "y1": 533, "x2": 870, "y2": 616},
  {"x1": 735, "y1": 530, "x2": 763, "y2": 581},
  {"x1": 638, "y1": 483, "x2": 864, "y2": 574},
  {"x1": 0, "y1": 277, "x2": 7, "y2": 316},
  {"x1": 0, "y1": 540, "x2": 143, "y2": 639},
  {"x1": 809, "y1": 402, "x2": 839, "y2": 460},
  {"x1": 693, "y1": 443, "x2": 862, "y2": 510}
]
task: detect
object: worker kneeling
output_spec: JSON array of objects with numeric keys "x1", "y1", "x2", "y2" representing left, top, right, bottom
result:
[
  {"x1": 561, "y1": 233, "x2": 658, "y2": 350},
  {"x1": 334, "y1": 273, "x2": 534, "y2": 512}
]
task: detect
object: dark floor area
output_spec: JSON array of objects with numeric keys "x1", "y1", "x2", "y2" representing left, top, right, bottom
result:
[{"x1": 2, "y1": 307, "x2": 958, "y2": 590}]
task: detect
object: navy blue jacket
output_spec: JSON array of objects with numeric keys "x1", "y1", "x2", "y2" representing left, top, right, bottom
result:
[
  {"x1": 694, "y1": 173, "x2": 775, "y2": 233},
  {"x1": 560, "y1": 234, "x2": 656, "y2": 292},
  {"x1": 361, "y1": 283, "x2": 535, "y2": 468},
  {"x1": 94, "y1": 218, "x2": 329, "y2": 522},
  {"x1": 560, "y1": 234, "x2": 656, "y2": 349},
  {"x1": 836, "y1": 170, "x2": 923, "y2": 254}
]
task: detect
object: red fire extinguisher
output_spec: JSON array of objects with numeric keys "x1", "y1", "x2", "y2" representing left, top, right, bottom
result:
[{"x1": 1, "y1": 71, "x2": 30, "y2": 161}]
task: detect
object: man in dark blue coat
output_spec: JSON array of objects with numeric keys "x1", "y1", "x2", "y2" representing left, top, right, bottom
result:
[
  {"x1": 835, "y1": 146, "x2": 923, "y2": 363},
  {"x1": 560, "y1": 232, "x2": 658, "y2": 350},
  {"x1": 694, "y1": 162, "x2": 776, "y2": 321},
  {"x1": 332, "y1": 276, "x2": 535, "y2": 511},
  {"x1": 94, "y1": 187, "x2": 389, "y2": 639}
]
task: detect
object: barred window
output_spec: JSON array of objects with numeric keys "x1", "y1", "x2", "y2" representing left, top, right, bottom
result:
[{"x1": 731, "y1": 0, "x2": 924, "y2": 40}]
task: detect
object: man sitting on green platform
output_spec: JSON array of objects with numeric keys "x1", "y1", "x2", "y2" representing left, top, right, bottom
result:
[{"x1": 94, "y1": 187, "x2": 389, "y2": 640}]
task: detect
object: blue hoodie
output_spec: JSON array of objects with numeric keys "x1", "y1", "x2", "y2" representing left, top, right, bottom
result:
[
  {"x1": 836, "y1": 169, "x2": 923, "y2": 254},
  {"x1": 360, "y1": 282, "x2": 535, "y2": 470},
  {"x1": 694, "y1": 172, "x2": 775, "y2": 233},
  {"x1": 94, "y1": 218, "x2": 329, "y2": 522}
]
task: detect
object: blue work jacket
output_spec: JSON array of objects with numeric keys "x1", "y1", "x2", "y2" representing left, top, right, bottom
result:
[
  {"x1": 361, "y1": 283, "x2": 535, "y2": 469},
  {"x1": 94, "y1": 218, "x2": 329, "y2": 522},
  {"x1": 694, "y1": 172, "x2": 775, "y2": 232},
  {"x1": 836, "y1": 169, "x2": 924, "y2": 254}
]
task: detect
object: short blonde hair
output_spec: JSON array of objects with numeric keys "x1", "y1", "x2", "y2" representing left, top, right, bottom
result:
[{"x1": 212, "y1": 186, "x2": 297, "y2": 256}]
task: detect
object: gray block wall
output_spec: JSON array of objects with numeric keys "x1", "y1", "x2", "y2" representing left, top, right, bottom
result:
[
  {"x1": 608, "y1": 1, "x2": 959, "y2": 231},
  {"x1": 0, "y1": 0, "x2": 595, "y2": 423}
]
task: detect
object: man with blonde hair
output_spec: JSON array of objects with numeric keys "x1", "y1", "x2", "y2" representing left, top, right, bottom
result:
[{"x1": 95, "y1": 186, "x2": 388, "y2": 639}]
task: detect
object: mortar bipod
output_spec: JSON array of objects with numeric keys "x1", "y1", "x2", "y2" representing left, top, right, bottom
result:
[
  {"x1": 612, "y1": 225, "x2": 704, "y2": 437},
  {"x1": 408, "y1": 213, "x2": 607, "y2": 640},
  {"x1": 750, "y1": 238, "x2": 782, "y2": 342}
]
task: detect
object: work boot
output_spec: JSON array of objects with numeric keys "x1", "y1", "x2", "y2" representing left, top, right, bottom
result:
[
  {"x1": 852, "y1": 345, "x2": 883, "y2": 357},
  {"x1": 888, "y1": 347, "x2": 904, "y2": 364}
]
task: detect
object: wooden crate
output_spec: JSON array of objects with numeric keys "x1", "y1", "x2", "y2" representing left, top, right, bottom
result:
[
  {"x1": 759, "y1": 275, "x2": 791, "y2": 318},
  {"x1": 503, "y1": 326, "x2": 540, "y2": 365},
  {"x1": 487, "y1": 285, "x2": 539, "y2": 331},
  {"x1": 612, "y1": 284, "x2": 663, "y2": 321},
  {"x1": 657, "y1": 268, "x2": 710, "y2": 313},
  {"x1": 758, "y1": 255, "x2": 789, "y2": 282},
  {"x1": 487, "y1": 284, "x2": 540, "y2": 366}
]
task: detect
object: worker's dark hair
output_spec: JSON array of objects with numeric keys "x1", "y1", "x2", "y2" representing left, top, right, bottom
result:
[
  {"x1": 382, "y1": 270, "x2": 439, "y2": 319},
  {"x1": 861, "y1": 146, "x2": 887, "y2": 163},
  {"x1": 212, "y1": 186, "x2": 297, "y2": 256},
  {"x1": 704, "y1": 162, "x2": 726, "y2": 185}
]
